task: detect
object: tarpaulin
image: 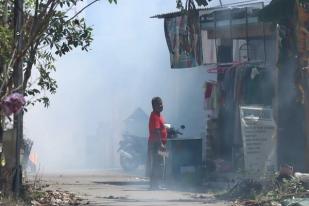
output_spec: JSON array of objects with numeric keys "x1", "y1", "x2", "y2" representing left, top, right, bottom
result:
[{"x1": 164, "y1": 12, "x2": 203, "y2": 68}]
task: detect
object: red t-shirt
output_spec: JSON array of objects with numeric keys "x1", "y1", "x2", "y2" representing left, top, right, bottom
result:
[{"x1": 148, "y1": 111, "x2": 167, "y2": 144}]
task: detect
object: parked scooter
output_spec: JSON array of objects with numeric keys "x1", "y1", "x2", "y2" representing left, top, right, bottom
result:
[
  {"x1": 118, "y1": 125, "x2": 185, "y2": 171},
  {"x1": 118, "y1": 134, "x2": 147, "y2": 171}
]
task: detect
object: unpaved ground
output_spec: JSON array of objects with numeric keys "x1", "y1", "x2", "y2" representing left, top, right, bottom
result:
[{"x1": 38, "y1": 170, "x2": 231, "y2": 206}]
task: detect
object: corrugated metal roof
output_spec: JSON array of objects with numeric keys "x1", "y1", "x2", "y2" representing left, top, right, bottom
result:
[
  {"x1": 150, "y1": 8, "x2": 210, "y2": 19},
  {"x1": 151, "y1": 8, "x2": 212, "y2": 19},
  {"x1": 151, "y1": 0, "x2": 269, "y2": 19}
]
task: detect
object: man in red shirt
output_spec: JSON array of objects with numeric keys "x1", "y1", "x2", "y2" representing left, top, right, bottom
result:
[{"x1": 147, "y1": 97, "x2": 167, "y2": 189}]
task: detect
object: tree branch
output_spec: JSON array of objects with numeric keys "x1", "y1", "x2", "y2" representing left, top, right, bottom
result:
[
  {"x1": 66, "y1": 0, "x2": 100, "y2": 22},
  {"x1": 23, "y1": 42, "x2": 39, "y2": 91}
]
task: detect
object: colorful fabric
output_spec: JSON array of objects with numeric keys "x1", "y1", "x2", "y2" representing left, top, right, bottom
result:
[
  {"x1": 204, "y1": 82, "x2": 213, "y2": 99},
  {"x1": 148, "y1": 112, "x2": 167, "y2": 144},
  {"x1": 204, "y1": 82, "x2": 220, "y2": 118},
  {"x1": 164, "y1": 13, "x2": 203, "y2": 68},
  {"x1": 1, "y1": 93, "x2": 26, "y2": 116}
]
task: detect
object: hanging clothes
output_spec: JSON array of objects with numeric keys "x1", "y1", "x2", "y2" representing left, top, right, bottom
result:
[
  {"x1": 204, "y1": 82, "x2": 213, "y2": 99},
  {"x1": 204, "y1": 82, "x2": 220, "y2": 118},
  {"x1": 164, "y1": 12, "x2": 203, "y2": 68},
  {"x1": 242, "y1": 66, "x2": 274, "y2": 105}
]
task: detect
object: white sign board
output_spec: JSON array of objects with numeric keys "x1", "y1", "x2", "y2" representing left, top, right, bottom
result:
[{"x1": 240, "y1": 106, "x2": 277, "y2": 175}]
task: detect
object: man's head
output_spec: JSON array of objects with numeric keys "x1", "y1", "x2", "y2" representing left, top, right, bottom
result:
[{"x1": 151, "y1": 97, "x2": 163, "y2": 113}]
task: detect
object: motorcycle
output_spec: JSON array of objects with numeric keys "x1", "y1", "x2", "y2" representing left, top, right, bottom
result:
[
  {"x1": 118, "y1": 125, "x2": 185, "y2": 171},
  {"x1": 118, "y1": 134, "x2": 147, "y2": 171}
]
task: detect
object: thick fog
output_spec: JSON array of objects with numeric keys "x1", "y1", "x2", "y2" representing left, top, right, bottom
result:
[{"x1": 23, "y1": 0, "x2": 259, "y2": 172}]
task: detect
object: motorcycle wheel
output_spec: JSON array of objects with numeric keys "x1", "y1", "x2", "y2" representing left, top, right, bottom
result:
[{"x1": 120, "y1": 155, "x2": 139, "y2": 172}]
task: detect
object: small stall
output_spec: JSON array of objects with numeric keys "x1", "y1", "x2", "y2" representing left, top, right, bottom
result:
[
  {"x1": 201, "y1": 7, "x2": 279, "y2": 176},
  {"x1": 166, "y1": 137, "x2": 203, "y2": 184}
]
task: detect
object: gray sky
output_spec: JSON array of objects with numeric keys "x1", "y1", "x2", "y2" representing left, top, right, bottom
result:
[{"x1": 23, "y1": 0, "x2": 255, "y2": 172}]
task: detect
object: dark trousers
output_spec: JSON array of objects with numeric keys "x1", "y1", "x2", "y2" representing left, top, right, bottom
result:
[{"x1": 146, "y1": 141, "x2": 163, "y2": 187}]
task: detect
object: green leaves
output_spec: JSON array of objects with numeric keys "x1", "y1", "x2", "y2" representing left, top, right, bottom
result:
[
  {"x1": 0, "y1": 26, "x2": 13, "y2": 63},
  {"x1": 25, "y1": 95, "x2": 51, "y2": 108},
  {"x1": 24, "y1": 50, "x2": 57, "y2": 108},
  {"x1": 23, "y1": 0, "x2": 95, "y2": 107},
  {"x1": 194, "y1": 0, "x2": 210, "y2": 6},
  {"x1": 176, "y1": 0, "x2": 184, "y2": 10},
  {"x1": 0, "y1": 0, "x2": 112, "y2": 108},
  {"x1": 108, "y1": 0, "x2": 117, "y2": 4},
  {"x1": 176, "y1": 0, "x2": 210, "y2": 10},
  {"x1": 45, "y1": 12, "x2": 93, "y2": 57}
]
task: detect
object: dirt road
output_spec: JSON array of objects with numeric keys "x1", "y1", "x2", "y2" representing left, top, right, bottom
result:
[{"x1": 40, "y1": 170, "x2": 231, "y2": 206}]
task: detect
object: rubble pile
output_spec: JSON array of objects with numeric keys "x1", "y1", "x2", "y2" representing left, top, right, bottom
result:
[
  {"x1": 225, "y1": 179, "x2": 263, "y2": 200},
  {"x1": 22, "y1": 183, "x2": 87, "y2": 206},
  {"x1": 224, "y1": 177, "x2": 309, "y2": 206},
  {"x1": 30, "y1": 190, "x2": 85, "y2": 206}
]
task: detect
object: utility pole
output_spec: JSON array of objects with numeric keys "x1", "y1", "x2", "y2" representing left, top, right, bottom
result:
[{"x1": 13, "y1": 0, "x2": 24, "y2": 197}]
